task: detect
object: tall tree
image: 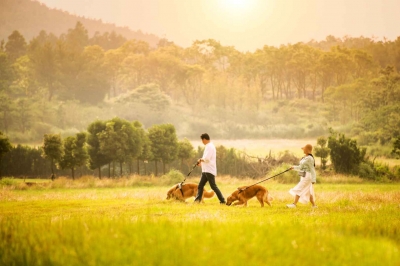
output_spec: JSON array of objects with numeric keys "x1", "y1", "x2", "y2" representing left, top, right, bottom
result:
[
  {"x1": 0, "y1": 131, "x2": 12, "y2": 178},
  {"x1": 98, "y1": 118, "x2": 143, "y2": 177},
  {"x1": 177, "y1": 138, "x2": 195, "y2": 173},
  {"x1": 87, "y1": 120, "x2": 110, "y2": 179},
  {"x1": 59, "y1": 133, "x2": 88, "y2": 179},
  {"x1": 148, "y1": 124, "x2": 178, "y2": 175},
  {"x1": 5, "y1": 30, "x2": 27, "y2": 62},
  {"x1": 42, "y1": 134, "x2": 63, "y2": 178}
]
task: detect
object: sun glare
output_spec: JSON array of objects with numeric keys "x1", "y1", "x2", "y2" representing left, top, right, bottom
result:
[{"x1": 218, "y1": 0, "x2": 254, "y2": 15}]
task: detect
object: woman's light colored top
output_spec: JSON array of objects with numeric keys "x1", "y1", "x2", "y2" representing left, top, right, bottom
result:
[{"x1": 293, "y1": 155, "x2": 316, "y2": 183}]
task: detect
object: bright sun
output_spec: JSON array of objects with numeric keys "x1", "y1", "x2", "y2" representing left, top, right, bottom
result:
[{"x1": 218, "y1": 0, "x2": 254, "y2": 15}]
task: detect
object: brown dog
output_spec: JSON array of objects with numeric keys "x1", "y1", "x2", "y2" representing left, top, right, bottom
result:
[
  {"x1": 166, "y1": 183, "x2": 215, "y2": 202},
  {"x1": 226, "y1": 185, "x2": 273, "y2": 207}
]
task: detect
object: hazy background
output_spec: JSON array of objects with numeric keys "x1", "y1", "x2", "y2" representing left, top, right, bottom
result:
[{"x1": 36, "y1": 0, "x2": 400, "y2": 51}]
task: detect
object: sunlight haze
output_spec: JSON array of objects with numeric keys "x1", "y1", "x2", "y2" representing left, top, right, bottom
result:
[{"x1": 36, "y1": 0, "x2": 400, "y2": 51}]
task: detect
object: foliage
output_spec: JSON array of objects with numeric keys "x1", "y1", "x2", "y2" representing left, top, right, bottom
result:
[
  {"x1": 328, "y1": 130, "x2": 365, "y2": 174},
  {"x1": 98, "y1": 117, "x2": 143, "y2": 177},
  {"x1": 160, "y1": 169, "x2": 185, "y2": 185},
  {"x1": 58, "y1": 132, "x2": 88, "y2": 179},
  {"x1": 391, "y1": 136, "x2": 400, "y2": 157},
  {"x1": 86, "y1": 120, "x2": 110, "y2": 178},
  {"x1": 314, "y1": 136, "x2": 330, "y2": 170},
  {"x1": 42, "y1": 134, "x2": 63, "y2": 176},
  {"x1": 148, "y1": 124, "x2": 179, "y2": 175}
]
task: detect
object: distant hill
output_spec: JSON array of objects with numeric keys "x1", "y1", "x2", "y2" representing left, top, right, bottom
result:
[{"x1": 0, "y1": 0, "x2": 160, "y2": 46}]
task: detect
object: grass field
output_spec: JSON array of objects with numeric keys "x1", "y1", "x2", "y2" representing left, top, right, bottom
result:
[{"x1": 1, "y1": 177, "x2": 399, "y2": 266}]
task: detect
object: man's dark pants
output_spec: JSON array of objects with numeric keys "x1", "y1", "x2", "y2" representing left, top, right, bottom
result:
[{"x1": 194, "y1": 172, "x2": 225, "y2": 203}]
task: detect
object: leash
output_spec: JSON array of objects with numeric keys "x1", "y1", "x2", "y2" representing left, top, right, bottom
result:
[
  {"x1": 177, "y1": 162, "x2": 199, "y2": 196},
  {"x1": 238, "y1": 168, "x2": 291, "y2": 194}
]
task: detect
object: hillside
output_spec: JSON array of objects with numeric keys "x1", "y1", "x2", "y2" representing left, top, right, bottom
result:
[{"x1": 0, "y1": 0, "x2": 160, "y2": 45}]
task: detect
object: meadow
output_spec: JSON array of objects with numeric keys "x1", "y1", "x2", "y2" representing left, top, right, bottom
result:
[{"x1": 1, "y1": 176, "x2": 399, "y2": 266}]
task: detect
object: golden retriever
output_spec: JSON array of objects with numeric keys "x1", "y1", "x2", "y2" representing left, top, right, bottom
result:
[
  {"x1": 226, "y1": 185, "x2": 273, "y2": 207},
  {"x1": 166, "y1": 183, "x2": 215, "y2": 202}
]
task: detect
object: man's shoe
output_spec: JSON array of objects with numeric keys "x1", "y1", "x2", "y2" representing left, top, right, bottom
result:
[
  {"x1": 220, "y1": 202, "x2": 226, "y2": 205},
  {"x1": 286, "y1": 203, "x2": 296, "y2": 208},
  {"x1": 312, "y1": 205, "x2": 318, "y2": 209}
]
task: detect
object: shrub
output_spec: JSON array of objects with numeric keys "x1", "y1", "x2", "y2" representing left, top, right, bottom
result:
[
  {"x1": 270, "y1": 164, "x2": 299, "y2": 184},
  {"x1": 328, "y1": 131, "x2": 365, "y2": 174},
  {"x1": 358, "y1": 162, "x2": 375, "y2": 180},
  {"x1": 160, "y1": 169, "x2": 185, "y2": 185},
  {"x1": 0, "y1": 177, "x2": 17, "y2": 186}
]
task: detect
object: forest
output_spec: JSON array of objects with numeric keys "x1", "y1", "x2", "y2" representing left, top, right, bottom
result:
[{"x1": 0, "y1": 19, "x2": 399, "y2": 179}]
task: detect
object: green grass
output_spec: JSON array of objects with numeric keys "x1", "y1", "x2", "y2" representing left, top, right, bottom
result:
[{"x1": 1, "y1": 181, "x2": 400, "y2": 266}]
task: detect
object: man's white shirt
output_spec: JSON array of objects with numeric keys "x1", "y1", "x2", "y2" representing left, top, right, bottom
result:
[{"x1": 201, "y1": 142, "x2": 217, "y2": 176}]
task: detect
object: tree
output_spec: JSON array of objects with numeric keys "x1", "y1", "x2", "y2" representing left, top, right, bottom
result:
[
  {"x1": 328, "y1": 130, "x2": 365, "y2": 174},
  {"x1": 59, "y1": 133, "x2": 88, "y2": 179},
  {"x1": 98, "y1": 118, "x2": 143, "y2": 177},
  {"x1": 0, "y1": 52, "x2": 14, "y2": 92},
  {"x1": 391, "y1": 136, "x2": 400, "y2": 158},
  {"x1": 42, "y1": 134, "x2": 63, "y2": 178},
  {"x1": 148, "y1": 124, "x2": 179, "y2": 175},
  {"x1": 0, "y1": 131, "x2": 12, "y2": 178},
  {"x1": 117, "y1": 83, "x2": 170, "y2": 112},
  {"x1": 177, "y1": 138, "x2": 195, "y2": 173},
  {"x1": 87, "y1": 120, "x2": 111, "y2": 179},
  {"x1": 5, "y1": 30, "x2": 27, "y2": 62},
  {"x1": 28, "y1": 40, "x2": 60, "y2": 101},
  {"x1": 132, "y1": 121, "x2": 148, "y2": 174},
  {"x1": 0, "y1": 93, "x2": 14, "y2": 133},
  {"x1": 314, "y1": 136, "x2": 330, "y2": 170}
]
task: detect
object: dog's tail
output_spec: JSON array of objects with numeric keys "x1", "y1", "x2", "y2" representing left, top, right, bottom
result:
[
  {"x1": 263, "y1": 192, "x2": 274, "y2": 202},
  {"x1": 203, "y1": 190, "x2": 215, "y2": 198}
]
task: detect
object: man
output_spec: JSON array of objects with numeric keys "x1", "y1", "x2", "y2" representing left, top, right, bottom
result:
[{"x1": 194, "y1": 133, "x2": 225, "y2": 204}]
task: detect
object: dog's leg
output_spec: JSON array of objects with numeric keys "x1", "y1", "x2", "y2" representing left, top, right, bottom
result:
[
  {"x1": 263, "y1": 192, "x2": 272, "y2": 206},
  {"x1": 233, "y1": 200, "x2": 245, "y2": 206},
  {"x1": 257, "y1": 195, "x2": 265, "y2": 207}
]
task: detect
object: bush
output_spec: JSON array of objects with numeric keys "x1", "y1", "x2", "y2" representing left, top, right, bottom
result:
[
  {"x1": 358, "y1": 162, "x2": 375, "y2": 180},
  {"x1": 0, "y1": 177, "x2": 17, "y2": 186},
  {"x1": 160, "y1": 169, "x2": 185, "y2": 185},
  {"x1": 270, "y1": 164, "x2": 299, "y2": 184}
]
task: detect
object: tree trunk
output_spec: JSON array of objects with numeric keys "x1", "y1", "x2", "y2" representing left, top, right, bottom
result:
[
  {"x1": 51, "y1": 158, "x2": 54, "y2": 175},
  {"x1": 112, "y1": 161, "x2": 115, "y2": 178},
  {"x1": 71, "y1": 168, "x2": 75, "y2": 180},
  {"x1": 155, "y1": 160, "x2": 158, "y2": 176},
  {"x1": 163, "y1": 160, "x2": 166, "y2": 175},
  {"x1": 137, "y1": 159, "x2": 140, "y2": 175},
  {"x1": 98, "y1": 167, "x2": 102, "y2": 179},
  {"x1": 108, "y1": 163, "x2": 111, "y2": 178},
  {"x1": 120, "y1": 161, "x2": 123, "y2": 177}
]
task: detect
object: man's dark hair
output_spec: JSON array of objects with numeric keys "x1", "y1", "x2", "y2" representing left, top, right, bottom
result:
[{"x1": 200, "y1": 133, "x2": 210, "y2": 140}]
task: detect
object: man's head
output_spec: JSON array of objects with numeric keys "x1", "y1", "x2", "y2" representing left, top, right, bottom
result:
[{"x1": 200, "y1": 133, "x2": 210, "y2": 145}]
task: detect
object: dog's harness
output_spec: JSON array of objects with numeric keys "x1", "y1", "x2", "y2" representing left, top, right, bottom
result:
[
  {"x1": 175, "y1": 162, "x2": 199, "y2": 196},
  {"x1": 237, "y1": 168, "x2": 291, "y2": 194},
  {"x1": 177, "y1": 182, "x2": 185, "y2": 196}
]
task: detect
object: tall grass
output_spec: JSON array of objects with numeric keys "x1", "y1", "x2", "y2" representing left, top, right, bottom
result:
[{"x1": 1, "y1": 181, "x2": 399, "y2": 266}]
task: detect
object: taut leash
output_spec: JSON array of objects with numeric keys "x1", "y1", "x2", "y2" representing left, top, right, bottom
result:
[{"x1": 238, "y1": 168, "x2": 291, "y2": 193}]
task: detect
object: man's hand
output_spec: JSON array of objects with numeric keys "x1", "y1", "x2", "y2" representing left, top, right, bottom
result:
[{"x1": 197, "y1": 158, "x2": 203, "y2": 166}]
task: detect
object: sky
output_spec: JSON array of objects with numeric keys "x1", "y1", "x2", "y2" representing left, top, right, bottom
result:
[{"x1": 37, "y1": 0, "x2": 400, "y2": 52}]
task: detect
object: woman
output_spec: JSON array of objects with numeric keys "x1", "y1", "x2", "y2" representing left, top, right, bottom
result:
[{"x1": 286, "y1": 144, "x2": 317, "y2": 208}]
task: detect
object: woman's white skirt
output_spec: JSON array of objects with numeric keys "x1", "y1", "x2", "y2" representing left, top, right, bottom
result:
[{"x1": 289, "y1": 172, "x2": 315, "y2": 204}]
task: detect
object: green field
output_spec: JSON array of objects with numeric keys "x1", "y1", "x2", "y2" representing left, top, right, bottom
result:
[{"x1": 1, "y1": 177, "x2": 399, "y2": 266}]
